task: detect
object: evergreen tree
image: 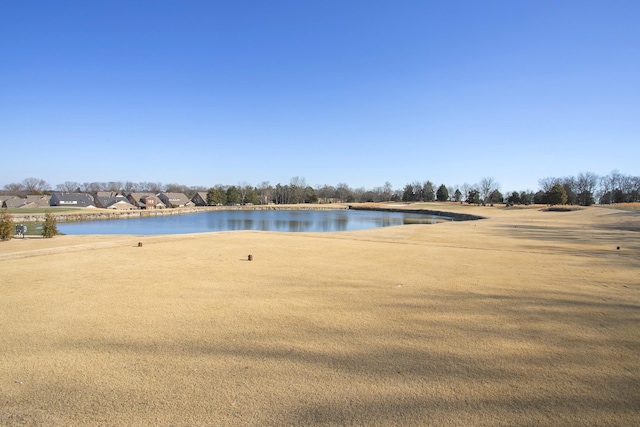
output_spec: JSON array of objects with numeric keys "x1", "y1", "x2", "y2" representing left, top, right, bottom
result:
[
  {"x1": 436, "y1": 184, "x2": 449, "y2": 202},
  {"x1": 507, "y1": 191, "x2": 521, "y2": 205},
  {"x1": 562, "y1": 183, "x2": 577, "y2": 205},
  {"x1": 245, "y1": 187, "x2": 260, "y2": 205},
  {"x1": 41, "y1": 211, "x2": 58, "y2": 238},
  {"x1": 533, "y1": 191, "x2": 546, "y2": 204},
  {"x1": 207, "y1": 187, "x2": 227, "y2": 205},
  {"x1": 304, "y1": 187, "x2": 318, "y2": 203},
  {"x1": 402, "y1": 184, "x2": 414, "y2": 202},
  {"x1": 0, "y1": 209, "x2": 14, "y2": 241},
  {"x1": 206, "y1": 188, "x2": 217, "y2": 205},
  {"x1": 488, "y1": 189, "x2": 503, "y2": 205},
  {"x1": 466, "y1": 189, "x2": 480, "y2": 204},
  {"x1": 422, "y1": 181, "x2": 435, "y2": 202},
  {"x1": 577, "y1": 190, "x2": 594, "y2": 206},
  {"x1": 520, "y1": 191, "x2": 533, "y2": 205},
  {"x1": 226, "y1": 186, "x2": 241, "y2": 205},
  {"x1": 544, "y1": 184, "x2": 568, "y2": 206}
]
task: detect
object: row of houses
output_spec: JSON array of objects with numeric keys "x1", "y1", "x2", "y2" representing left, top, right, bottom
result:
[{"x1": 1, "y1": 192, "x2": 211, "y2": 210}]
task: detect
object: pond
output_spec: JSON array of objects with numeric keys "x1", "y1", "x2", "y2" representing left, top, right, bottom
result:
[{"x1": 56, "y1": 209, "x2": 452, "y2": 235}]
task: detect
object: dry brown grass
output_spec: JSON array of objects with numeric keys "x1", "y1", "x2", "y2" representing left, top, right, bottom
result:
[
  {"x1": 597, "y1": 202, "x2": 640, "y2": 212},
  {"x1": 1, "y1": 205, "x2": 639, "y2": 426}
]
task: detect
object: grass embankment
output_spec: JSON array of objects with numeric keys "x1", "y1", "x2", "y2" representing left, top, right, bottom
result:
[
  {"x1": 596, "y1": 202, "x2": 640, "y2": 211},
  {"x1": 3, "y1": 207, "x2": 83, "y2": 215},
  {"x1": 1, "y1": 204, "x2": 639, "y2": 426}
]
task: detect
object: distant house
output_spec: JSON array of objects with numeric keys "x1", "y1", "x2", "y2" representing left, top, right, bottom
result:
[
  {"x1": 50, "y1": 193, "x2": 96, "y2": 207},
  {"x1": 191, "y1": 192, "x2": 208, "y2": 206},
  {"x1": 158, "y1": 192, "x2": 195, "y2": 208},
  {"x1": 94, "y1": 195, "x2": 137, "y2": 210},
  {"x1": 25, "y1": 195, "x2": 51, "y2": 207},
  {"x1": 2, "y1": 196, "x2": 26, "y2": 208},
  {"x1": 1, "y1": 195, "x2": 51, "y2": 208},
  {"x1": 127, "y1": 193, "x2": 165, "y2": 210},
  {"x1": 95, "y1": 191, "x2": 123, "y2": 199}
]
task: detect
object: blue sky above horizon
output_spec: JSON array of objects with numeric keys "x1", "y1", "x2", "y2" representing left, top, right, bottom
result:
[{"x1": 2, "y1": 0, "x2": 638, "y2": 193}]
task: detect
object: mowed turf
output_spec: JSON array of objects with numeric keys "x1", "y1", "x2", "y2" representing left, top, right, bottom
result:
[{"x1": 1, "y1": 205, "x2": 639, "y2": 426}]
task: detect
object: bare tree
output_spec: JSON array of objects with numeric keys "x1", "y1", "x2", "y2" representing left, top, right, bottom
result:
[
  {"x1": 461, "y1": 183, "x2": 472, "y2": 201},
  {"x1": 620, "y1": 174, "x2": 634, "y2": 196},
  {"x1": 237, "y1": 181, "x2": 250, "y2": 205},
  {"x1": 576, "y1": 172, "x2": 598, "y2": 205},
  {"x1": 123, "y1": 181, "x2": 138, "y2": 193},
  {"x1": 447, "y1": 185, "x2": 456, "y2": 201},
  {"x1": 139, "y1": 182, "x2": 165, "y2": 193},
  {"x1": 538, "y1": 176, "x2": 561, "y2": 193},
  {"x1": 336, "y1": 183, "x2": 352, "y2": 202},
  {"x1": 289, "y1": 176, "x2": 307, "y2": 204},
  {"x1": 317, "y1": 185, "x2": 335, "y2": 203},
  {"x1": 258, "y1": 181, "x2": 273, "y2": 205},
  {"x1": 189, "y1": 185, "x2": 207, "y2": 198},
  {"x1": 383, "y1": 181, "x2": 393, "y2": 201},
  {"x1": 599, "y1": 170, "x2": 639, "y2": 203},
  {"x1": 351, "y1": 187, "x2": 364, "y2": 202},
  {"x1": 22, "y1": 177, "x2": 49, "y2": 194},
  {"x1": 106, "y1": 181, "x2": 123, "y2": 192},
  {"x1": 560, "y1": 176, "x2": 578, "y2": 205},
  {"x1": 599, "y1": 171, "x2": 622, "y2": 204},
  {"x1": 165, "y1": 183, "x2": 189, "y2": 193},
  {"x1": 274, "y1": 183, "x2": 290, "y2": 204},
  {"x1": 479, "y1": 177, "x2": 499, "y2": 204},
  {"x1": 56, "y1": 181, "x2": 81, "y2": 192},
  {"x1": 631, "y1": 176, "x2": 640, "y2": 202},
  {"x1": 3, "y1": 182, "x2": 25, "y2": 195},
  {"x1": 80, "y1": 182, "x2": 103, "y2": 193}
]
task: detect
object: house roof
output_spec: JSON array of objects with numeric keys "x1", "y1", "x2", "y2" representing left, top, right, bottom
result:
[
  {"x1": 104, "y1": 199, "x2": 137, "y2": 210},
  {"x1": 95, "y1": 196, "x2": 131, "y2": 209},
  {"x1": 192, "y1": 192, "x2": 208, "y2": 205},
  {"x1": 3, "y1": 196, "x2": 26, "y2": 208},
  {"x1": 51, "y1": 193, "x2": 96, "y2": 207},
  {"x1": 127, "y1": 193, "x2": 166, "y2": 208},
  {"x1": 159, "y1": 192, "x2": 194, "y2": 206},
  {"x1": 128, "y1": 192, "x2": 158, "y2": 202},
  {"x1": 25, "y1": 195, "x2": 51, "y2": 207},
  {"x1": 95, "y1": 191, "x2": 122, "y2": 198}
]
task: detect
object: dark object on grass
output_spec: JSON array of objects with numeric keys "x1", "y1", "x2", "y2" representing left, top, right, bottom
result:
[
  {"x1": 617, "y1": 246, "x2": 620, "y2": 250},
  {"x1": 248, "y1": 254, "x2": 253, "y2": 261},
  {"x1": 138, "y1": 242, "x2": 143, "y2": 247}
]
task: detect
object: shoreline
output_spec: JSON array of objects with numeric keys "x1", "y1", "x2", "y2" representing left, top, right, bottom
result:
[
  {"x1": 348, "y1": 204, "x2": 486, "y2": 221},
  {"x1": 9, "y1": 202, "x2": 487, "y2": 224},
  {"x1": 8, "y1": 203, "x2": 350, "y2": 223}
]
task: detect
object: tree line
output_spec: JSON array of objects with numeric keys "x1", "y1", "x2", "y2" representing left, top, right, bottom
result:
[{"x1": 2, "y1": 170, "x2": 639, "y2": 206}]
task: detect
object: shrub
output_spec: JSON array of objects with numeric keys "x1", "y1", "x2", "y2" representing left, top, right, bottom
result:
[
  {"x1": 41, "y1": 211, "x2": 59, "y2": 238},
  {"x1": 0, "y1": 210, "x2": 14, "y2": 241}
]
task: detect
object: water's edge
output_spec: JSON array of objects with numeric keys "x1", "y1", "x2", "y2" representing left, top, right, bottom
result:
[
  {"x1": 10, "y1": 205, "x2": 348, "y2": 223},
  {"x1": 11, "y1": 204, "x2": 484, "y2": 224},
  {"x1": 348, "y1": 205, "x2": 485, "y2": 221}
]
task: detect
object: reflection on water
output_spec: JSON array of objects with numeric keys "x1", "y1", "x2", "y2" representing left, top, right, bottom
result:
[
  {"x1": 58, "y1": 209, "x2": 449, "y2": 235},
  {"x1": 205, "y1": 210, "x2": 354, "y2": 233}
]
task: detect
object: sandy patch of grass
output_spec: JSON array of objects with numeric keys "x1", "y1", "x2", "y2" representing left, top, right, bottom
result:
[{"x1": 1, "y1": 206, "x2": 639, "y2": 426}]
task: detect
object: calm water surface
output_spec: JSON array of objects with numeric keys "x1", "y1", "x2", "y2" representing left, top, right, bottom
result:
[{"x1": 57, "y1": 209, "x2": 450, "y2": 235}]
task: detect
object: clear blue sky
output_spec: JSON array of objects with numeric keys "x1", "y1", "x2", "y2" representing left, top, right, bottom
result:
[{"x1": 2, "y1": 0, "x2": 638, "y2": 193}]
